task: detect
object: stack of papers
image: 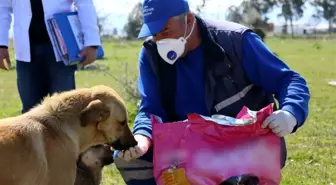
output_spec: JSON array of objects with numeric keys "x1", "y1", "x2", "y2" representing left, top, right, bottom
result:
[{"x1": 48, "y1": 11, "x2": 104, "y2": 66}]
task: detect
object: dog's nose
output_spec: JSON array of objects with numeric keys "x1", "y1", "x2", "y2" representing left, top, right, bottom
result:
[
  {"x1": 110, "y1": 138, "x2": 137, "y2": 150},
  {"x1": 110, "y1": 124, "x2": 138, "y2": 150}
]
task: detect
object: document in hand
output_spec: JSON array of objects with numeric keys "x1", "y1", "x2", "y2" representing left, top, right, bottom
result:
[{"x1": 47, "y1": 12, "x2": 104, "y2": 66}]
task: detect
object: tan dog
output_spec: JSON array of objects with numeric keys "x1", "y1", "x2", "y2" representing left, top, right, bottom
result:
[
  {"x1": 0, "y1": 85, "x2": 137, "y2": 185},
  {"x1": 75, "y1": 144, "x2": 114, "y2": 185}
]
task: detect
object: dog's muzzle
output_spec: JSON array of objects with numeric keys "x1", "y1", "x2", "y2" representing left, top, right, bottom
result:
[
  {"x1": 110, "y1": 125, "x2": 138, "y2": 150},
  {"x1": 110, "y1": 138, "x2": 138, "y2": 151}
]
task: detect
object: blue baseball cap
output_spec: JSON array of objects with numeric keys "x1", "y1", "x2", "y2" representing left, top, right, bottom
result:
[{"x1": 138, "y1": 0, "x2": 190, "y2": 38}]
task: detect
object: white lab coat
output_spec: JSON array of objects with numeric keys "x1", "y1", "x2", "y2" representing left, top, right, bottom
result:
[{"x1": 0, "y1": 0, "x2": 101, "y2": 62}]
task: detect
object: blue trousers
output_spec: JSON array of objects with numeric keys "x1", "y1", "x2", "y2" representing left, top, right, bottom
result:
[
  {"x1": 16, "y1": 43, "x2": 76, "y2": 113},
  {"x1": 114, "y1": 147, "x2": 157, "y2": 185}
]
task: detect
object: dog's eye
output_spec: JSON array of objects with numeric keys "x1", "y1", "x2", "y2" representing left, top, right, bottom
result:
[{"x1": 120, "y1": 120, "x2": 127, "y2": 126}]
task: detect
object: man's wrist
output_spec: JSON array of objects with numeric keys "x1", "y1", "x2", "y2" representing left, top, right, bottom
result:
[{"x1": 134, "y1": 134, "x2": 152, "y2": 148}]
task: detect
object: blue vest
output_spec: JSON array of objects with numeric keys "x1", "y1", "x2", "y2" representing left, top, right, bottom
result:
[{"x1": 142, "y1": 16, "x2": 287, "y2": 168}]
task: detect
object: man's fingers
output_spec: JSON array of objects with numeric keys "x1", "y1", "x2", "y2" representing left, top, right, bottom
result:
[
  {"x1": 78, "y1": 47, "x2": 97, "y2": 66},
  {"x1": 81, "y1": 60, "x2": 95, "y2": 66},
  {"x1": 0, "y1": 59, "x2": 6, "y2": 70},
  {"x1": 78, "y1": 48, "x2": 86, "y2": 58},
  {"x1": 4, "y1": 55, "x2": 11, "y2": 69},
  {"x1": 117, "y1": 151, "x2": 124, "y2": 159},
  {"x1": 123, "y1": 150, "x2": 132, "y2": 161},
  {"x1": 129, "y1": 147, "x2": 137, "y2": 157},
  {"x1": 0, "y1": 49, "x2": 10, "y2": 70},
  {"x1": 80, "y1": 56, "x2": 94, "y2": 66},
  {"x1": 268, "y1": 120, "x2": 280, "y2": 129},
  {"x1": 80, "y1": 60, "x2": 90, "y2": 66},
  {"x1": 0, "y1": 58, "x2": 8, "y2": 70},
  {"x1": 115, "y1": 146, "x2": 143, "y2": 161},
  {"x1": 271, "y1": 125, "x2": 283, "y2": 134},
  {"x1": 261, "y1": 114, "x2": 276, "y2": 128},
  {"x1": 277, "y1": 130, "x2": 287, "y2": 137}
]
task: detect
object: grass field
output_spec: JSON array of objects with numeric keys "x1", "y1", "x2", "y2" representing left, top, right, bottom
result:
[{"x1": 1, "y1": 37, "x2": 335, "y2": 185}]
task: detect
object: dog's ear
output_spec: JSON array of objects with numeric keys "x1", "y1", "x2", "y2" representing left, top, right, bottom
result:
[{"x1": 80, "y1": 100, "x2": 110, "y2": 127}]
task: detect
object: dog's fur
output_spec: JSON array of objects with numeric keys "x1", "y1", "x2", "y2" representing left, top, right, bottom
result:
[
  {"x1": 0, "y1": 85, "x2": 137, "y2": 185},
  {"x1": 75, "y1": 144, "x2": 114, "y2": 185}
]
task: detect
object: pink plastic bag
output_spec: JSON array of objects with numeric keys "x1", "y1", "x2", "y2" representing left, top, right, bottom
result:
[{"x1": 152, "y1": 104, "x2": 281, "y2": 185}]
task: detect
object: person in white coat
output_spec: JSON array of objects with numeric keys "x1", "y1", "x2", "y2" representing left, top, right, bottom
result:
[{"x1": 0, "y1": 0, "x2": 101, "y2": 113}]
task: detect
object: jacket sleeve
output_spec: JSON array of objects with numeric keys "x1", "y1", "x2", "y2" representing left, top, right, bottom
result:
[
  {"x1": 241, "y1": 31, "x2": 310, "y2": 132},
  {"x1": 0, "y1": 1, "x2": 12, "y2": 46},
  {"x1": 132, "y1": 47, "x2": 168, "y2": 139},
  {"x1": 73, "y1": 0, "x2": 101, "y2": 47}
]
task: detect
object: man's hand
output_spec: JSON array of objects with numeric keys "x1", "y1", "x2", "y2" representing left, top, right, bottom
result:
[
  {"x1": 78, "y1": 46, "x2": 98, "y2": 66},
  {"x1": 261, "y1": 110, "x2": 297, "y2": 137},
  {"x1": 0, "y1": 48, "x2": 11, "y2": 70},
  {"x1": 115, "y1": 134, "x2": 152, "y2": 161}
]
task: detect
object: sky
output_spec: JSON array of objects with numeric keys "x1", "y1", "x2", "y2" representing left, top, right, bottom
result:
[
  {"x1": 8, "y1": 0, "x2": 329, "y2": 37},
  {"x1": 91, "y1": 0, "x2": 244, "y2": 35},
  {"x1": 92, "y1": 0, "x2": 327, "y2": 35}
]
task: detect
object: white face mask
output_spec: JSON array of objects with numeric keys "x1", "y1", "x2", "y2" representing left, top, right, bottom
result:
[{"x1": 156, "y1": 15, "x2": 196, "y2": 65}]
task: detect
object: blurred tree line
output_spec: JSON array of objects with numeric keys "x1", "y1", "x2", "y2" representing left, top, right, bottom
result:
[
  {"x1": 123, "y1": 0, "x2": 336, "y2": 39},
  {"x1": 227, "y1": 0, "x2": 336, "y2": 38}
]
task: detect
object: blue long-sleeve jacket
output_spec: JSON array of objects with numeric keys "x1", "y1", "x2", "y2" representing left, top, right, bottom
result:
[{"x1": 132, "y1": 31, "x2": 310, "y2": 139}]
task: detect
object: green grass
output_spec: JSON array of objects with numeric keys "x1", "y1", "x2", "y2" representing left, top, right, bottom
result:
[{"x1": 1, "y1": 37, "x2": 336, "y2": 184}]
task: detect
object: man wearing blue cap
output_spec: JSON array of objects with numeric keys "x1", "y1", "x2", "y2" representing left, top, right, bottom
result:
[{"x1": 113, "y1": 0, "x2": 310, "y2": 184}]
